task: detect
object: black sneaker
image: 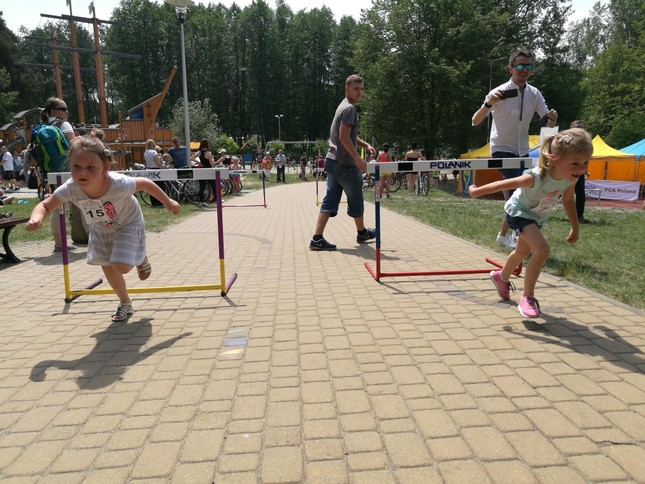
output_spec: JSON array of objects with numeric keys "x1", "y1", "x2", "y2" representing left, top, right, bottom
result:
[
  {"x1": 309, "y1": 237, "x2": 336, "y2": 251},
  {"x1": 357, "y1": 228, "x2": 376, "y2": 243}
]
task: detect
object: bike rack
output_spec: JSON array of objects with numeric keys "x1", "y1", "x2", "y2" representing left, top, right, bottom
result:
[{"x1": 363, "y1": 159, "x2": 529, "y2": 281}]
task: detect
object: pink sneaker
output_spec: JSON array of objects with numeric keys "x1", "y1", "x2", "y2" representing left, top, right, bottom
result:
[
  {"x1": 518, "y1": 296, "x2": 541, "y2": 318},
  {"x1": 489, "y1": 270, "x2": 514, "y2": 300}
]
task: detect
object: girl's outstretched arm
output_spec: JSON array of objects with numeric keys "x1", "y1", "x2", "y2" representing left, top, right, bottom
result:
[
  {"x1": 26, "y1": 196, "x2": 63, "y2": 231},
  {"x1": 135, "y1": 178, "x2": 180, "y2": 214},
  {"x1": 468, "y1": 173, "x2": 534, "y2": 199},
  {"x1": 561, "y1": 184, "x2": 579, "y2": 243}
]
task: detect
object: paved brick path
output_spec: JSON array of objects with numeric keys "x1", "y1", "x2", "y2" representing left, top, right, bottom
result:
[{"x1": 1, "y1": 180, "x2": 644, "y2": 482}]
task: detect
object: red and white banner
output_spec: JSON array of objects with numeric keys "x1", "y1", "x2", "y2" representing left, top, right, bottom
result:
[{"x1": 585, "y1": 180, "x2": 640, "y2": 201}]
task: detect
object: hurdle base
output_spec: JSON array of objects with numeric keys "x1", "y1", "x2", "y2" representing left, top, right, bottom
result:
[
  {"x1": 65, "y1": 278, "x2": 104, "y2": 303},
  {"x1": 223, "y1": 273, "x2": 238, "y2": 296},
  {"x1": 365, "y1": 259, "x2": 522, "y2": 282}
]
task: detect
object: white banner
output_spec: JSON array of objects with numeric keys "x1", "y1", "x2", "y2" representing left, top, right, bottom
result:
[{"x1": 585, "y1": 180, "x2": 640, "y2": 201}]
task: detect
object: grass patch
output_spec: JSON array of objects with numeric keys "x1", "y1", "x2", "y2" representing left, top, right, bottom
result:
[{"x1": 381, "y1": 182, "x2": 645, "y2": 310}]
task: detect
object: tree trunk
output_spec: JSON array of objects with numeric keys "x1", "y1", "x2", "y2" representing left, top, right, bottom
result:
[{"x1": 69, "y1": 204, "x2": 89, "y2": 244}]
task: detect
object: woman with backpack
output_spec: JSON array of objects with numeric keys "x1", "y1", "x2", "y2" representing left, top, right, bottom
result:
[{"x1": 37, "y1": 97, "x2": 77, "y2": 251}]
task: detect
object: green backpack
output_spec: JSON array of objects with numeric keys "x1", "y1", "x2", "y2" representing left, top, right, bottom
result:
[{"x1": 29, "y1": 123, "x2": 71, "y2": 174}]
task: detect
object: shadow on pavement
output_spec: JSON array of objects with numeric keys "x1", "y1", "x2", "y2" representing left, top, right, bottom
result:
[
  {"x1": 503, "y1": 314, "x2": 644, "y2": 374},
  {"x1": 30, "y1": 317, "x2": 192, "y2": 389}
]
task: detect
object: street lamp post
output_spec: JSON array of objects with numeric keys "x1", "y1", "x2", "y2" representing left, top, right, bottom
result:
[
  {"x1": 274, "y1": 114, "x2": 284, "y2": 140},
  {"x1": 477, "y1": 56, "x2": 505, "y2": 141},
  {"x1": 166, "y1": 0, "x2": 194, "y2": 162}
]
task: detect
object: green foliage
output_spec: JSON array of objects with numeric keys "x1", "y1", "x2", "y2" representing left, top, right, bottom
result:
[
  {"x1": 606, "y1": 112, "x2": 645, "y2": 148},
  {"x1": 313, "y1": 139, "x2": 329, "y2": 156},
  {"x1": 0, "y1": 67, "x2": 18, "y2": 121},
  {"x1": 216, "y1": 135, "x2": 239, "y2": 154},
  {"x1": 169, "y1": 98, "x2": 221, "y2": 145},
  {"x1": 582, "y1": 42, "x2": 645, "y2": 138}
]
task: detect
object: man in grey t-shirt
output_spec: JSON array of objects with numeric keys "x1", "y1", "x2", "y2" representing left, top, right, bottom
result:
[{"x1": 309, "y1": 74, "x2": 376, "y2": 251}]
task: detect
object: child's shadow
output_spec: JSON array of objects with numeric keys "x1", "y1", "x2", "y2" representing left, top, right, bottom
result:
[
  {"x1": 504, "y1": 315, "x2": 644, "y2": 373},
  {"x1": 30, "y1": 318, "x2": 192, "y2": 390}
]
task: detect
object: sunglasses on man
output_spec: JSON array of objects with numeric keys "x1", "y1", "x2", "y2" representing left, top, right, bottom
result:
[
  {"x1": 54, "y1": 106, "x2": 69, "y2": 112},
  {"x1": 512, "y1": 63, "x2": 534, "y2": 71}
]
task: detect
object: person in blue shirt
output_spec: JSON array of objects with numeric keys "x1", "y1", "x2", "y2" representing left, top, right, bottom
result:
[{"x1": 166, "y1": 137, "x2": 188, "y2": 168}]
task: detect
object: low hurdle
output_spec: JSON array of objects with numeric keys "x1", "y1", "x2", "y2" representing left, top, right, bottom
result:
[
  {"x1": 48, "y1": 168, "x2": 237, "y2": 302},
  {"x1": 364, "y1": 158, "x2": 529, "y2": 281},
  {"x1": 222, "y1": 169, "x2": 268, "y2": 208}
]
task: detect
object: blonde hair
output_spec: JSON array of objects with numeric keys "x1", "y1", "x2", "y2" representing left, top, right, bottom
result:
[
  {"x1": 90, "y1": 128, "x2": 105, "y2": 140},
  {"x1": 145, "y1": 139, "x2": 156, "y2": 150},
  {"x1": 68, "y1": 135, "x2": 110, "y2": 164},
  {"x1": 537, "y1": 128, "x2": 593, "y2": 178}
]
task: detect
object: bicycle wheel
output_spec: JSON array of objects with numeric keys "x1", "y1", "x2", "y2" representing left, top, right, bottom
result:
[
  {"x1": 183, "y1": 180, "x2": 202, "y2": 204},
  {"x1": 419, "y1": 175, "x2": 429, "y2": 196},
  {"x1": 390, "y1": 175, "x2": 401, "y2": 193},
  {"x1": 221, "y1": 179, "x2": 232, "y2": 196},
  {"x1": 203, "y1": 183, "x2": 215, "y2": 204},
  {"x1": 165, "y1": 181, "x2": 181, "y2": 202},
  {"x1": 137, "y1": 191, "x2": 152, "y2": 206}
]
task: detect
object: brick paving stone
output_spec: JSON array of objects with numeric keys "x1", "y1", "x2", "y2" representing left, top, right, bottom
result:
[
  {"x1": 3, "y1": 182, "x2": 645, "y2": 482},
  {"x1": 461, "y1": 426, "x2": 516, "y2": 461},
  {"x1": 305, "y1": 460, "x2": 348, "y2": 484},
  {"x1": 532, "y1": 466, "x2": 587, "y2": 483},
  {"x1": 5, "y1": 440, "x2": 67, "y2": 475},
  {"x1": 426, "y1": 437, "x2": 473, "y2": 461},
  {"x1": 603, "y1": 445, "x2": 645, "y2": 482},
  {"x1": 523, "y1": 408, "x2": 581, "y2": 438},
  {"x1": 437, "y1": 460, "x2": 492, "y2": 483},
  {"x1": 261, "y1": 446, "x2": 302, "y2": 483},
  {"x1": 484, "y1": 460, "x2": 538, "y2": 484},
  {"x1": 569, "y1": 454, "x2": 629, "y2": 481},
  {"x1": 346, "y1": 451, "x2": 389, "y2": 471},
  {"x1": 264, "y1": 426, "x2": 302, "y2": 447},
  {"x1": 130, "y1": 441, "x2": 181, "y2": 478},
  {"x1": 304, "y1": 438, "x2": 345, "y2": 461},
  {"x1": 554, "y1": 401, "x2": 612, "y2": 428},
  {"x1": 506, "y1": 431, "x2": 566, "y2": 466}
]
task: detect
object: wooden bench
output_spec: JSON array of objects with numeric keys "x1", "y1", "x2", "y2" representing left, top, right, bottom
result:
[{"x1": 0, "y1": 217, "x2": 29, "y2": 263}]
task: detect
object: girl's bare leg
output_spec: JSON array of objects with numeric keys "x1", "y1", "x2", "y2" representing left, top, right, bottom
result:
[
  {"x1": 102, "y1": 263, "x2": 133, "y2": 303},
  {"x1": 505, "y1": 224, "x2": 549, "y2": 297}
]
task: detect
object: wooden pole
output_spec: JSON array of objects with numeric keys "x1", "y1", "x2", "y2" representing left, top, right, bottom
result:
[{"x1": 67, "y1": 0, "x2": 85, "y2": 124}]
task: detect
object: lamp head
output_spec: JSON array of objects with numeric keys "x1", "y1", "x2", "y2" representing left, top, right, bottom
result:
[{"x1": 165, "y1": 0, "x2": 195, "y2": 6}]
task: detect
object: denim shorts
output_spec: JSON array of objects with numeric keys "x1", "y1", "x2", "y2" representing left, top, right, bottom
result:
[
  {"x1": 493, "y1": 151, "x2": 526, "y2": 180},
  {"x1": 320, "y1": 158, "x2": 364, "y2": 218},
  {"x1": 504, "y1": 213, "x2": 540, "y2": 233}
]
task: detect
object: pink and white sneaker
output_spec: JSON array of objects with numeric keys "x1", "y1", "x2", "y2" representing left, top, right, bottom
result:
[
  {"x1": 518, "y1": 296, "x2": 541, "y2": 318},
  {"x1": 489, "y1": 270, "x2": 514, "y2": 301}
]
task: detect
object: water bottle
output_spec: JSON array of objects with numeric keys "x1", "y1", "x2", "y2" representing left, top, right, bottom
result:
[{"x1": 18, "y1": 199, "x2": 29, "y2": 204}]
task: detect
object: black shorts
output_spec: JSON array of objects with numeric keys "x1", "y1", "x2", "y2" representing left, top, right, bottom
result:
[
  {"x1": 504, "y1": 213, "x2": 540, "y2": 233},
  {"x1": 3, "y1": 170, "x2": 15, "y2": 179}
]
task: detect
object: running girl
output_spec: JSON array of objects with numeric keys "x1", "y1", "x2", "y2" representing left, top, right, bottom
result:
[
  {"x1": 468, "y1": 128, "x2": 593, "y2": 318},
  {"x1": 26, "y1": 136, "x2": 180, "y2": 322}
]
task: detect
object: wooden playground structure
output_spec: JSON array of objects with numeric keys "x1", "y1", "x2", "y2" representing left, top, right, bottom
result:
[{"x1": 1, "y1": 67, "x2": 177, "y2": 170}]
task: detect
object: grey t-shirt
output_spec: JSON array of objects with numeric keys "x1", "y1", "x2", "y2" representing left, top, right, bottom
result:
[{"x1": 327, "y1": 98, "x2": 358, "y2": 166}]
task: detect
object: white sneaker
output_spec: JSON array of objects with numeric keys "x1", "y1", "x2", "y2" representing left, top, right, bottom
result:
[{"x1": 496, "y1": 233, "x2": 516, "y2": 249}]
